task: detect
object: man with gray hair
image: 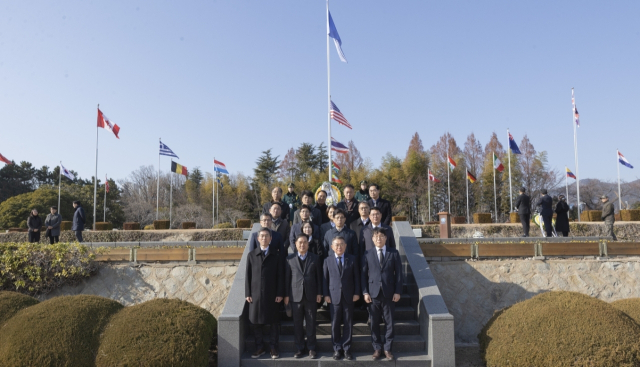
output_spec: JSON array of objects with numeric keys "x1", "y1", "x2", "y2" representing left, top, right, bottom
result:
[
  {"x1": 249, "y1": 213, "x2": 285, "y2": 255},
  {"x1": 263, "y1": 186, "x2": 290, "y2": 222},
  {"x1": 601, "y1": 195, "x2": 617, "y2": 240}
]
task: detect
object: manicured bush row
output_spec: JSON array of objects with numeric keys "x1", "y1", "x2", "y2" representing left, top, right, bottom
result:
[
  {"x1": 94, "y1": 222, "x2": 112, "y2": 231},
  {"x1": 0, "y1": 228, "x2": 244, "y2": 243},
  {"x1": 509, "y1": 212, "x2": 520, "y2": 223},
  {"x1": 473, "y1": 213, "x2": 492, "y2": 223},
  {"x1": 236, "y1": 219, "x2": 252, "y2": 228},
  {"x1": 214, "y1": 222, "x2": 233, "y2": 229},
  {"x1": 123, "y1": 222, "x2": 140, "y2": 230},
  {"x1": 452, "y1": 216, "x2": 466, "y2": 224},
  {"x1": 153, "y1": 220, "x2": 170, "y2": 230},
  {"x1": 580, "y1": 210, "x2": 603, "y2": 222},
  {"x1": 391, "y1": 216, "x2": 407, "y2": 222},
  {"x1": 181, "y1": 221, "x2": 196, "y2": 229},
  {"x1": 60, "y1": 221, "x2": 72, "y2": 231},
  {"x1": 621, "y1": 210, "x2": 640, "y2": 222}
]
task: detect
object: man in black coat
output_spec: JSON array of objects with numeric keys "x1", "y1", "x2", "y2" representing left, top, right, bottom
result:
[
  {"x1": 314, "y1": 190, "x2": 330, "y2": 224},
  {"x1": 246, "y1": 228, "x2": 284, "y2": 359},
  {"x1": 536, "y1": 189, "x2": 554, "y2": 237},
  {"x1": 289, "y1": 205, "x2": 320, "y2": 247},
  {"x1": 336, "y1": 184, "x2": 359, "y2": 228},
  {"x1": 71, "y1": 201, "x2": 86, "y2": 243},
  {"x1": 270, "y1": 203, "x2": 291, "y2": 252},
  {"x1": 262, "y1": 186, "x2": 290, "y2": 222},
  {"x1": 359, "y1": 207, "x2": 396, "y2": 256},
  {"x1": 555, "y1": 195, "x2": 570, "y2": 237},
  {"x1": 323, "y1": 209, "x2": 358, "y2": 261},
  {"x1": 293, "y1": 191, "x2": 322, "y2": 227},
  {"x1": 362, "y1": 227, "x2": 403, "y2": 361},
  {"x1": 350, "y1": 201, "x2": 371, "y2": 243},
  {"x1": 249, "y1": 214, "x2": 285, "y2": 256},
  {"x1": 367, "y1": 184, "x2": 392, "y2": 226},
  {"x1": 323, "y1": 236, "x2": 361, "y2": 360},
  {"x1": 284, "y1": 234, "x2": 323, "y2": 359},
  {"x1": 514, "y1": 188, "x2": 531, "y2": 237}
]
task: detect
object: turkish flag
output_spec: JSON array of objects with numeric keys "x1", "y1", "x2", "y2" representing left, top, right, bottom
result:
[
  {"x1": 0, "y1": 153, "x2": 12, "y2": 165},
  {"x1": 97, "y1": 108, "x2": 120, "y2": 139}
]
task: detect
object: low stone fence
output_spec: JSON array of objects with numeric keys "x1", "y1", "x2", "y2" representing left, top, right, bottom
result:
[{"x1": 0, "y1": 228, "x2": 244, "y2": 243}]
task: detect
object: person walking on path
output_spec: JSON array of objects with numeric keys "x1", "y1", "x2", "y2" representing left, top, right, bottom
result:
[
  {"x1": 72, "y1": 201, "x2": 86, "y2": 243},
  {"x1": 27, "y1": 209, "x2": 42, "y2": 243},
  {"x1": 536, "y1": 189, "x2": 553, "y2": 237},
  {"x1": 44, "y1": 206, "x2": 62, "y2": 244},
  {"x1": 601, "y1": 195, "x2": 617, "y2": 240},
  {"x1": 555, "y1": 195, "x2": 570, "y2": 237},
  {"x1": 514, "y1": 187, "x2": 531, "y2": 237}
]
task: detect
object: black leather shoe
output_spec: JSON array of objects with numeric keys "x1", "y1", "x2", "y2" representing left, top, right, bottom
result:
[
  {"x1": 344, "y1": 351, "x2": 353, "y2": 360},
  {"x1": 333, "y1": 351, "x2": 341, "y2": 360},
  {"x1": 294, "y1": 350, "x2": 304, "y2": 358},
  {"x1": 309, "y1": 350, "x2": 317, "y2": 359}
]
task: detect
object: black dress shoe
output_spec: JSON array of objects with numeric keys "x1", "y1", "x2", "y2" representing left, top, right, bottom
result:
[
  {"x1": 294, "y1": 350, "x2": 304, "y2": 358},
  {"x1": 333, "y1": 351, "x2": 342, "y2": 360},
  {"x1": 309, "y1": 350, "x2": 317, "y2": 359},
  {"x1": 344, "y1": 350, "x2": 353, "y2": 360}
]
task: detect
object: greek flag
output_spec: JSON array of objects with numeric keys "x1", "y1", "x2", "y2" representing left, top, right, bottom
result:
[
  {"x1": 159, "y1": 141, "x2": 179, "y2": 158},
  {"x1": 328, "y1": 11, "x2": 347, "y2": 63}
]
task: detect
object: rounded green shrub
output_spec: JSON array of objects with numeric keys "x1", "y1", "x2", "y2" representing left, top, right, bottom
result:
[
  {"x1": 144, "y1": 224, "x2": 155, "y2": 230},
  {"x1": 479, "y1": 291, "x2": 640, "y2": 366},
  {"x1": 0, "y1": 295, "x2": 123, "y2": 367},
  {"x1": 236, "y1": 219, "x2": 251, "y2": 228},
  {"x1": 96, "y1": 298, "x2": 216, "y2": 367},
  {"x1": 60, "y1": 221, "x2": 72, "y2": 231},
  {"x1": 612, "y1": 298, "x2": 640, "y2": 324},
  {"x1": 214, "y1": 222, "x2": 233, "y2": 229},
  {"x1": 0, "y1": 291, "x2": 38, "y2": 325}
]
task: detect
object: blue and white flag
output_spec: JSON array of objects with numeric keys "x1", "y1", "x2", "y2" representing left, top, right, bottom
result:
[
  {"x1": 217, "y1": 177, "x2": 224, "y2": 189},
  {"x1": 618, "y1": 150, "x2": 634, "y2": 169},
  {"x1": 159, "y1": 141, "x2": 179, "y2": 158},
  {"x1": 508, "y1": 132, "x2": 521, "y2": 154},
  {"x1": 328, "y1": 11, "x2": 347, "y2": 63},
  {"x1": 60, "y1": 163, "x2": 75, "y2": 180}
]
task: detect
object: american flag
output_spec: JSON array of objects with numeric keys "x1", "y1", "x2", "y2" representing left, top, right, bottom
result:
[{"x1": 330, "y1": 100, "x2": 352, "y2": 129}]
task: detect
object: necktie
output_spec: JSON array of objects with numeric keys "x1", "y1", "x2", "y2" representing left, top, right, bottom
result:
[
  {"x1": 337, "y1": 257, "x2": 343, "y2": 273},
  {"x1": 378, "y1": 249, "x2": 384, "y2": 267}
]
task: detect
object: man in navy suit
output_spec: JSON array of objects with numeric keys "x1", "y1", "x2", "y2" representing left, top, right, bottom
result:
[
  {"x1": 249, "y1": 214, "x2": 285, "y2": 255},
  {"x1": 323, "y1": 209, "x2": 358, "y2": 261},
  {"x1": 359, "y1": 207, "x2": 396, "y2": 256},
  {"x1": 367, "y1": 184, "x2": 392, "y2": 226},
  {"x1": 323, "y1": 236, "x2": 361, "y2": 360},
  {"x1": 362, "y1": 227, "x2": 403, "y2": 361}
]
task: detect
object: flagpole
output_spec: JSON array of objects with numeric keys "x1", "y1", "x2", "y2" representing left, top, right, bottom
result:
[
  {"x1": 507, "y1": 128, "x2": 513, "y2": 212},
  {"x1": 217, "y1": 173, "x2": 220, "y2": 224},
  {"x1": 573, "y1": 88, "x2": 581, "y2": 222},
  {"x1": 170, "y1": 171, "x2": 173, "y2": 228},
  {"x1": 103, "y1": 175, "x2": 107, "y2": 222},
  {"x1": 93, "y1": 104, "x2": 99, "y2": 231},
  {"x1": 565, "y1": 166, "x2": 570, "y2": 219},
  {"x1": 213, "y1": 158, "x2": 216, "y2": 227},
  {"x1": 326, "y1": 0, "x2": 332, "y2": 184},
  {"x1": 446, "y1": 140, "x2": 451, "y2": 214},
  {"x1": 428, "y1": 168, "x2": 431, "y2": 222},
  {"x1": 617, "y1": 149, "x2": 622, "y2": 211},
  {"x1": 466, "y1": 167, "x2": 470, "y2": 224},
  {"x1": 157, "y1": 138, "x2": 160, "y2": 220},
  {"x1": 493, "y1": 151, "x2": 497, "y2": 223},
  {"x1": 58, "y1": 162, "x2": 62, "y2": 211}
]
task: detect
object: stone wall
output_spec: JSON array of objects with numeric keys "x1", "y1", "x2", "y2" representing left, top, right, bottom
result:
[
  {"x1": 42, "y1": 262, "x2": 239, "y2": 318},
  {"x1": 430, "y1": 258, "x2": 640, "y2": 344}
]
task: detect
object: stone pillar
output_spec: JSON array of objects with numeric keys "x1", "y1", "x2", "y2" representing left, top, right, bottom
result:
[{"x1": 438, "y1": 212, "x2": 452, "y2": 239}]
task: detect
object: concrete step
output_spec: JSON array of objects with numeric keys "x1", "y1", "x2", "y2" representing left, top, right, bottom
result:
[
  {"x1": 280, "y1": 306, "x2": 416, "y2": 322},
  {"x1": 244, "y1": 334, "x2": 425, "y2": 354},
  {"x1": 273, "y1": 319, "x2": 420, "y2": 336},
  {"x1": 240, "y1": 350, "x2": 431, "y2": 366}
]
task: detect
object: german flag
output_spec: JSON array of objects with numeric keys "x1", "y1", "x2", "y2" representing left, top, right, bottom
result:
[
  {"x1": 467, "y1": 171, "x2": 477, "y2": 183},
  {"x1": 171, "y1": 161, "x2": 188, "y2": 176}
]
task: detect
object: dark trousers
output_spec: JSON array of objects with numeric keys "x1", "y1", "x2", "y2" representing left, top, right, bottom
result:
[
  {"x1": 369, "y1": 293, "x2": 396, "y2": 352},
  {"x1": 75, "y1": 231, "x2": 83, "y2": 242},
  {"x1": 28, "y1": 231, "x2": 40, "y2": 243},
  {"x1": 519, "y1": 214, "x2": 530, "y2": 237},
  {"x1": 605, "y1": 222, "x2": 617, "y2": 241},
  {"x1": 559, "y1": 231, "x2": 569, "y2": 237},
  {"x1": 252, "y1": 323, "x2": 280, "y2": 351},
  {"x1": 329, "y1": 300, "x2": 354, "y2": 352},
  {"x1": 292, "y1": 298, "x2": 318, "y2": 351},
  {"x1": 542, "y1": 215, "x2": 553, "y2": 237},
  {"x1": 48, "y1": 235, "x2": 59, "y2": 244}
]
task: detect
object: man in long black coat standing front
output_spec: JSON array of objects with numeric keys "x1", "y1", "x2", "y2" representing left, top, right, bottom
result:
[
  {"x1": 246, "y1": 227, "x2": 284, "y2": 360},
  {"x1": 514, "y1": 188, "x2": 531, "y2": 237},
  {"x1": 555, "y1": 195, "x2": 570, "y2": 237},
  {"x1": 536, "y1": 189, "x2": 554, "y2": 237}
]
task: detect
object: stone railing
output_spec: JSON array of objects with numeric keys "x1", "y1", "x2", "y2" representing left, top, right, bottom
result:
[{"x1": 393, "y1": 221, "x2": 455, "y2": 366}]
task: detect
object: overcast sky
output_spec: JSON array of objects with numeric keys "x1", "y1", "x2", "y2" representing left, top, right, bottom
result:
[{"x1": 1, "y1": 1, "x2": 639, "y2": 183}]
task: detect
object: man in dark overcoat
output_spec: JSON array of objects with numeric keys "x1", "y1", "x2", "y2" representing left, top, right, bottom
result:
[
  {"x1": 323, "y1": 236, "x2": 361, "y2": 360},
  {"x1": 262, "y1": 186, "x2": 290, "y2": 222},
  {"x1": 289, "y1": 205, "x2": 319, "y2": 247},
  {"x1": 350, "y1": 201, "x2": 371, "y2": 243},
  {"x1": 555, "y1": 195, "x2": 570, "y2": 237},
  {"x1": 249, "y1": 214, "x2": 285, "y2": 255},
  {"x1": 367, "y1": 184, "x2": 392, "y2": 226},
  {"x1": 71, "y1": 201, "x2": 86, "y2": 242},
  {"x1": 323, "y1": 209, "x2": 358, "y2": 261},
  {"x1": 362, "y1": 227, "x2": 403, "y2": 361},
  {"x1": 270, "y1": 203, "x2": 291, "y2": 252},
  {"x1": 359, "y1": 207, "x2": 396, "y2": 256},
  {"x1": 293, "y1": 191, "x2": 322, "y2": 227},
  {"x1": 536, "y1": 189, "x2": 554, "y2": 237},
  {"x1": 514, "y1": 187, "x2": 531, "y2": 237},
  {"x1": 284, "y1": 234, "x2": 323, "y2": 359},
  {"x1": 246, "y1": 228, "x2": 284, "y2": 359},
  {"x1": 336, "y1": 184, "x2": 359, "y2": 227}
]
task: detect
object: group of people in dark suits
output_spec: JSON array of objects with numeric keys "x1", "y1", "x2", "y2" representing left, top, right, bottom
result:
[
  {"x1": 245, "y1": 183, "x2": 402, "y2": 361},
  {"x1": 515, "y1": 187, "x2": 571, "y2": 237}
]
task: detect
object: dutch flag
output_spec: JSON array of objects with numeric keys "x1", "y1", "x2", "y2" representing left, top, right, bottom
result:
[
  {"x1": 618, "y1": 150, "x2": 634, "y2": 169},
  {"x1": 214, "y1": 160, "x2": 229, "y2": 175}
]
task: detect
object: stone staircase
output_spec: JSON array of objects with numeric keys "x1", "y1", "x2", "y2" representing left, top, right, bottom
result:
[{"x1": 240, "y1": 284, "x2": 431, "y2": 366}]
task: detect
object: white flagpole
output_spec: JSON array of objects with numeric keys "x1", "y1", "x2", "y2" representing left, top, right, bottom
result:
[
  {"x1": 326, "y1": 0, "x2": 332, "y2": 184},
  {"x1": 466, "y1": 167, "x2": 470, "y2": 224},
  {"x1": 58, "y1": 162, "x2": 62, "y2": 212},
  {"x1": 507, "y1": 129, "x2": 513, "y2": 212},
  {"x1": 447, "y1": 140, "x2": 451, "y2": 214},
  {"x1": 170, "y1": 171, "x2": 173, "y2": 228},
  {"x1": 157, "y1": 138, "x2": 160, "y2": 220},
  {"x1": 617, "y1": 150, "x2": 622, "y2": 211},
  {"x1": 565, "y1": 166, "x2": 570, "y2": 218},
  {"x1": 428, "y1": 169, "x2": 431, "y2": 222},
  {"x1": 93, "y1": 104, "x2": 99, "y2": 230},
  {"x1": 213, "y1": 158, "x2": 216, "y2": 227},
  {"x1": 573, "y1": 88, "x2": 581, "y2": 221},
  {"x1": 104, "y1": 174, "x2": 107, "y2": 222},
  {"x1": 216, "y1": 173, "x2": 220, "y2": 225},
  {"x1": 493, "y1": 152, "x2": 498, "y2": 223}
]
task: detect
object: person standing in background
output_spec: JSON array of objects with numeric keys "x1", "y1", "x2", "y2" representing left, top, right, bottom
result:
[
  {"x1": 514, "y1": 188, "x2": 531, "y2": 237},
  {"x1": 336, "y1": 184, "x2": 359, "y2": 228},
  {"x1": 282, "y1": 183, "x2": 300, "y2": 221},
  {"x1": 71, "y1": 201, "x2": 86, "y2": 243},
  {"x1": 601, "y1": 195, "x2": 617, "y2": 241},
  {"x1": 44, "y1": 206, "x2": 62, "y2": 244},
  {"x1": 27, "y1": 209, "x2": 42, "y2": 243},
  {"x1": 367, "y1": 184, "x2": 392, "y2": 226},
  {"x1": 555, "y1": 195, "x2": 570, "y2": 237},
  {"x1": 536, "y1": 190, "x2": 553, "y2": 237},
  {"x1": 355, "y1": 180, "x2": 370, "y2": 203}
]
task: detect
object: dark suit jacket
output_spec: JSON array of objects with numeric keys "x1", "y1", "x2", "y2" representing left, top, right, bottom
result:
[
  {"x1": 368, "y1": 198, "x2": 392, "y2": 226},
  {"x1": 292, "y1": 207, "x2": 322, "y2": 227},
  {"x1": 536, "y1": 195, "x2": 553, "y2": 217},
  {"x1": 361, "y1": 247, "x2": 403, "y2": 299},
  {"x1": 323, "y1": 227, "x2": 359, "y2": 260},
  {"x1": 318, "y1": 222, "x2": 334, "y2": 250},
  {"x1": 514, "y1": 194, "x2": 531, "y2": 215},
  {"x1": 273, "y1": 220, "x2": 291, "y2": 252},
  {"x1": 359, "y1": 224, "x2": 396, "y2": 256},
  {"x1": 249, "y1": 230, "x2": 285, "y2": 257},
  {"x1": 323, "y1": 253, "x2": 360, "y2": 305},
  {"x1": 289, "y1": 222, "x2": 320, "y2": 247},
  {"x1": 262, "y1": 200, "x2": 290, "y2": 222},
  {"x1": 314, "y1": 203, "x2": 329, "y2": 224},
  {"x1": 71, "y1": 206, "x2": 86, "y2": 231},
  {"x1": 245, "y1": 246, "x2": 284, "y2": 324},
  {"x1": 336, "y1": 199, "x2": 359, "y2": 227},
  {"x1": 285, "y1": 253, "x2": 323, "y2": 303},
  {"x1": 350, "y1": 217, "x2": 370, "y2": 243}
]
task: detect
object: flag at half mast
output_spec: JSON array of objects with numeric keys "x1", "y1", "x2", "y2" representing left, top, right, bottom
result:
[
  {"x1": 428, "y1": 169, "x2": 440, "y2": 183},
  {"x1": 566, "y1": 167, "x2": 577, "y2": 179},
  {"x1": 330, "y1": 101, "x2": 352, "y2": 129},
  {"x1": 171, "y1": 161, "x2": 188, "y2": 176},
  {"x1": 331, "y1": 138, "x2": 349, "y2": 153}
]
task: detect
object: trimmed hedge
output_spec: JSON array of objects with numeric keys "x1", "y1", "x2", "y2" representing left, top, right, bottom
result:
[
  {"x1": 60, "y1": 221, "x2": 72, "y2": 231},
  {"x1": 123, "y1": 222, "x2": 140, "y2": 230},
  {"x1": 0, "y1": 295, "x2": 124, "y2": 367},
  {"x1": 473, "y1": 213, "x2": 492, "y2": 224},
  {"x1": 144, "y1": 224, "x2": 154, "y2": 230},
  {"x1": 236, "y1": 219, "x2": 251, "y2": 229},
  {"x1": 509, "y1": 212, "x2": 520, "y2": 223},
  {"x1": 214, "y1": 222, "x2": 233, "y2": 229},
  {"x1": 479, "y1": 291, "x2": 640, "y2": 366},
  {"x1": 154, "y1": 220, "x2": 170, "y2": 230},
  {"x1": 581, "y1": 210, "x2": 603, "y2": 222},
  {"x1": 94, "y1": 222, "x2": 112, "y2": 231},
  {"x1": 96, "y1": 299, "x2": 216, "y2": 367},
  {"x1": 0, "y1": 291, "x2": 39, "y2": 325},
  {"x1": 611, "y1": 298, "x2": 640, "y2": 324},
  {"x1": 452, "y1": 216, "x2": 466, "y2": 224},
  {"x1": 621, "y1": 210, "x2": 640, "y2": 222},
  {"x1": 181, "y1": 221, "x2": 196, "y2": 229},
  {"x1": 7, "y1": 228, "x2": 27, "y2": 233},
  {"x1": 392, "y1": 216, "x2": 407, "y2": 222}
]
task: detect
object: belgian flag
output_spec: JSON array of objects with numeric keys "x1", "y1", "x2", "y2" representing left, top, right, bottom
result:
[{"x1": 171, "y1": 161, "x2": 188, "y2": 176}]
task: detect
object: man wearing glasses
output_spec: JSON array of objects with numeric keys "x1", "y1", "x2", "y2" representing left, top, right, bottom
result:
[{"x1": 249, "y1": 213, "x2": 285, "y2": 256}]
